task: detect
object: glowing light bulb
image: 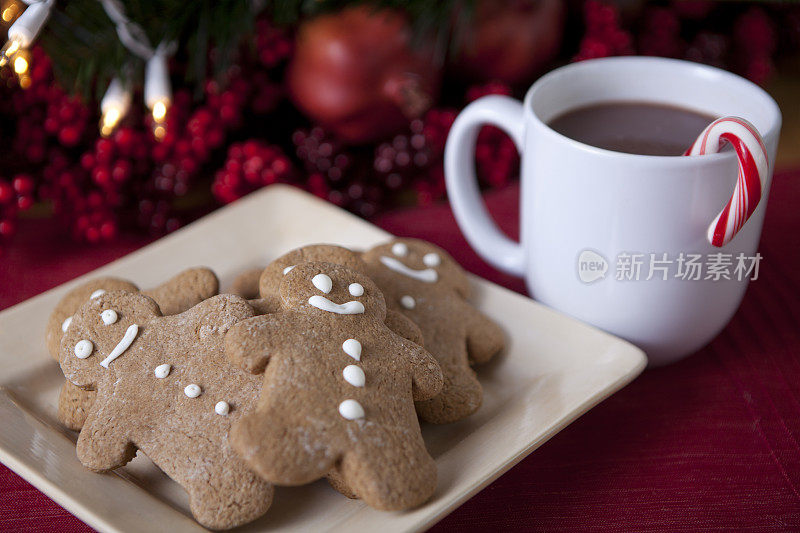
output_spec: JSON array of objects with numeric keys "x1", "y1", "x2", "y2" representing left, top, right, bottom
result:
[
  {"x1": 0, "y1": 35, "x2": 21, "y2": 67},
  {"x1": 151, "y1": 99, "x2": 167, "y2": 123},
  {"x1": 12, "y1": 52, "x2": 26, "y2": 74},
  {"x1": 153, "y1": 124, "x2": 166, "y2": 141},
  {"x1": 2, "y1": 1, "x2": 21, "y2": 23},
  {"x1": 100, "y1": 108, "x2": 121, "y2": 137},
  {"x1": 99, "y1": 77, "x2": 131, "y2": 137}
]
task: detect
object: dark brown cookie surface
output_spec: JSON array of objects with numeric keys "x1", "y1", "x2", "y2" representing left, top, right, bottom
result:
[
  {"x1": 226, "y1": 262, "x2": 442, "y2": 511},
  {"x1": 59, "y1": 292, "x2": 271, "y2": 530}
]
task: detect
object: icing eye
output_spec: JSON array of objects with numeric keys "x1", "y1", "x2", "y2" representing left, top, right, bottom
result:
[
  {"x1": 101, "y1": 309, "x2": 118, "y2": 325},
  {"x1": 348, "y1": 283, "x2": 364, "y2": 296},
  {"x1": 423, "y1": 253, "x2": 441, "y2": 267},
  {"x1": 312, "y1": 273, "x2": 332, "y2": 294},
  {"x1": 74, "y1": 339, "x2": 93, "y2": 359},
  {"x1": 392, "y1": 243, "x2": 408, "y2": 256},
  {"x1": 400, "y1": 295, "x2": 416, "y2": 309},
  {"x1": 90, "y1": 289, "x2": 106, "y2": 299},
  {"x1": 61, "y1": 316, "x2": 73, "y2": 332},
  {"x1": 283, "y1": 265, "x2": 295, "y2": 275}
]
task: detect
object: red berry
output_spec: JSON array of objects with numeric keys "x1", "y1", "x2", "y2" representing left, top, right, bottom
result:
[{"x1": 0, "y1": 182, "x2": 14, "y2": 204}]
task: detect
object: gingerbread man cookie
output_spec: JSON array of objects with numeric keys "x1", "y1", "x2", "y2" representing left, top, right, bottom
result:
[
  {"x1": 59, "y1": 292, "x2": 271, "y2": 530},
  {"x1": 225, "y1": 262, "x2": 442, "y2": 510},
  {"x1": 361, "y1": 239, "x2": 505, "y2": 423},
  {"x1": 258, "y1": 241, "x2": 504, "y2": 423},
  {"x1": 47, "y1": 268, "x2": 219, "y2": 430}
]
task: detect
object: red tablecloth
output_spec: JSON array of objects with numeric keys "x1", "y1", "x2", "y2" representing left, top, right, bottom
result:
[{"x1": 2, "y1": 170, "x2": 799, "y2": 531}]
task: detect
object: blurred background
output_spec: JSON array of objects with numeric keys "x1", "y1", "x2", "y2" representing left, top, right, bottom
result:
[{"x1": 0, "y1": 0, "x2": 797, "y2": 257}]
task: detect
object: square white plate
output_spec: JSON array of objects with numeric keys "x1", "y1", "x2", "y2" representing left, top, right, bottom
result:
[{"x1": 0, "y1": 185, "x2": 645, "y2": 532}]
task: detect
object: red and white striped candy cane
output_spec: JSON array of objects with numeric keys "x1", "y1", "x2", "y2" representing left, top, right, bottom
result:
[{"x1": 685, "y1": 116, "x2": 769, "y2": 248}]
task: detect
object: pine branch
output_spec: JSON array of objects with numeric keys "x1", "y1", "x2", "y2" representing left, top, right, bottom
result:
[{"x1": 36, "y1": 0, "x2": 476, "y2": 102}]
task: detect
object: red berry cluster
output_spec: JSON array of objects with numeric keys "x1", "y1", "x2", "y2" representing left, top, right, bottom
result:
[
  {"x1": 212, "y1": 140, "x2": 295, "y2": 203},
  {"x1": 292, "y1": 127, "x2": 384, "y2": 217},
  {"x1": 465, "y1": 82, "x2": 519, "y2": 189},
  {"x1": 255, "y1": 19, "x2": 293, "y2": 68},
  {"x1": 0, "y1": 174, "x2": 34, "y2": 254},
  {"x1": 573, "y1": 0, "x2": 634, "y2": 61},
  {"x1": 733, "y1": 7, "x2": 776, "y2": 85},
  {"x1": 10, "y1": 47, "x2": 90, "y2": 164},
  {"x1": 638, "y1": 7, "x2": 684, "y2": 59}
]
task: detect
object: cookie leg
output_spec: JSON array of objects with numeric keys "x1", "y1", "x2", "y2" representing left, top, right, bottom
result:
[
  {"x1": 184, "y1": 456, "x2": 273, "y2": 530},
  {"x1": 76, "y1": 410, "x2": 136, "y2": 472},
  {"x1": 230, "y1": 411, "x2": 335, "y2": 485},
  {"x1": 338, "y1": 434, "x2": 437, "y2": 511},
  {"x1": 326, "y1": 468, "x2": 359, "y2": 499},
  {"x1": 415, "y1": 365, "x2": 482, "y2": 424},
  {"x1": 57, "y1": 380, "x2": 96, "y2": 431}
]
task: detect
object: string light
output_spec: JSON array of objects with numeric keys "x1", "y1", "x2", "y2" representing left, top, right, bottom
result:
[
  {"x1": 0, "y1": 0, "x2": 51, "y2": 66},
  {"x1": 12, "y1": 48, "x2": 26, "y2": 73},
  {"x1": 100, "y1": 76, "x2": 131, "y2": 136},
  {"x1": 1, "y1": 1, "x2": 22, "y2": 23},
  {"x1": 100, "y1": 0, "x2": 174, "y2": 140},
  {"x1": 144, "y1": 49, "x2": 171, "y2": 140}
]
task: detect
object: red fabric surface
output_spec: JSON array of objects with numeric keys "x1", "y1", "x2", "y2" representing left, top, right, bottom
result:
[{"x1": 1, "y1": 170, "x2": 799, "y2": 531}]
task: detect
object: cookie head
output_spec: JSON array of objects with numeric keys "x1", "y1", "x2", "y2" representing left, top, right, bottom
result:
[
  {"x1": 59, "y1": 292, "x2": 160, "y2": 388},
  {"x1": 46, "y1": 278, "x2": 140, "y2": 360},
  {"x1": 259, "y1": 244, "x2": 366, "y2": 299},
  {"x1": 362, "y1": 239, "x2": 470, "y2": 297},
  {"x1": 279, "y1": 262, "x2": 386, "y2": 321}
]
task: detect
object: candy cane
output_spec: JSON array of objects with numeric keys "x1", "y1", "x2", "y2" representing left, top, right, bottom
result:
[{"x1": 685, "y1": 116, "x2": 769, "y2": 248}]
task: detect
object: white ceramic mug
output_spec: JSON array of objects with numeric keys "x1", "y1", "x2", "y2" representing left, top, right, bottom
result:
[{"x1": 444, "y1": 57, "x2": 781, "y2": 365}]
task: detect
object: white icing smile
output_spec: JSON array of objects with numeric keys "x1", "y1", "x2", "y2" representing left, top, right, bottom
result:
[
  {"x1": 99, "y1": 324, "x2": 139, "y2": 368},
  {"x1": 379, "y1": 256, "x2": 438, "y2": 283},
  {"x1": 308, "y1": 295, "x2": 364, "y2": 315}
]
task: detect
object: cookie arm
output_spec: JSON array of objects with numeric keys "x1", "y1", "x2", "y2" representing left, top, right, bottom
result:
[
  {"x1": 76, "y1": 402, "x2": 136, "y2": 472},
  {"x1": 403, "y1": 340, "x2": 443, "y2": 402},
  {"x1": 384, "y1": 310, "x2": 423, "y2": 345},
  {"x1": 142, "y1": 267, "x2": 219, "y2": 315},
  {"x1": 463, "y1": 304, "x2": 505, "y2": 365},
  {"x1": 225, "y1": 313, "x2": 300, "y2": 374}
]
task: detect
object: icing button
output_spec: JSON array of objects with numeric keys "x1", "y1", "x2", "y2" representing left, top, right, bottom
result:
[
  {"x1": 154, "y1": 364, "x2": 171, "y2": 378},
  {"x1": 400, "y1": 295, "x2": 416, "y2": 309},
  {"x1": 184, "y1": 384, "x2": 201, "y2": 398},
  {"x1": 342, "y1": 339, "x2": 362, "y2": 361},
  {"x1": 343, "y1": 365, "x2": 366, "y2": 387},
  {"x1": 215, "y1": 401, "x2": 230, "y2": 416},
  {"x1": 338, "y1": 399, "x2": 365, "y2": 420}
]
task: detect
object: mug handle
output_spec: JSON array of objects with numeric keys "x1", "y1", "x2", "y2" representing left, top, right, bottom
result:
[{"x1": 444, "y1": 95, "x2": 526, "y2": 276}]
